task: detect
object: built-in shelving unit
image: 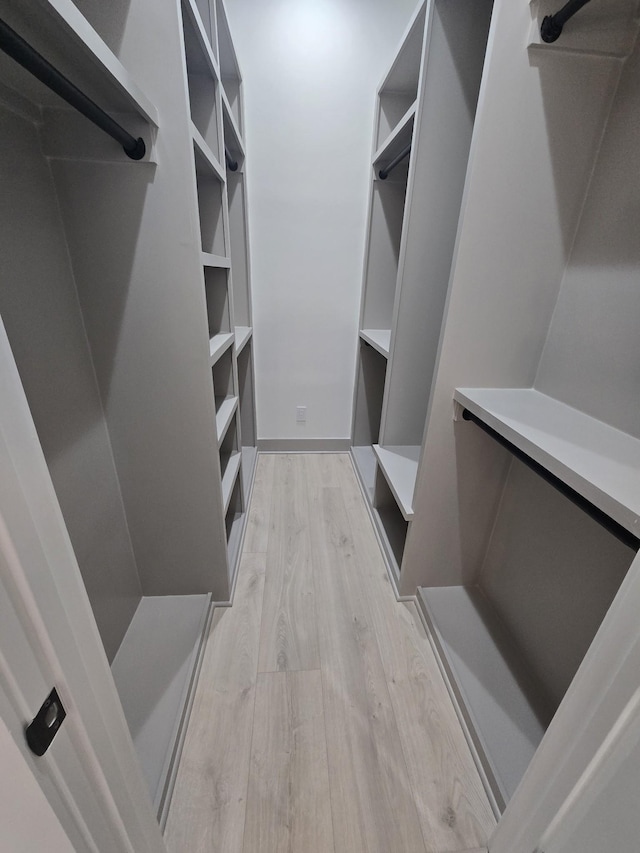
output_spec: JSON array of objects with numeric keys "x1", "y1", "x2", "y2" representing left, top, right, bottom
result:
[
  {"x1": 0, "y1": 0, "x2": 256, "y2": 837},
  {"x1": 351, "y1": 0, "x2": 495, "y2": 585},
  {"x1": 406, "y1": 0, "x2": 640, "y2": 839}
]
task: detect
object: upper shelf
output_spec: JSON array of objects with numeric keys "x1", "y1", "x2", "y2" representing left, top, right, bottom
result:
[
  {"x1": 222, "y1": 89, "x2": 244, "y2": 156},
  {"x1": 373, "y1": 101, "x2": 416, "y2": 168},
  {"x1": 455, "y1": 388, "x2": 640, "y2": 539},
  {"x1": 234, "y1": 325, "x2": 252, "y2": 354},
  {"x1": 373, "y1": 444, "x2": 421, "y2": 520},
  {"x1": 0, "y1": 0, "x2": 158, "y2": 125},
  {"x1": 192, "y1": 123, "x2": 225, "y2": 181},
  {"x1": 360, "y1": 329, "x2": 391, "y2": 359},
  {"x1": 378, "y1": 0, "x2": 426, "y2": 97},
  {"x1": 182, "y1": 0, "x2": 220, "y2": 83},
  {"x1": 528, "y1": 0, "x2": 640, "y2": 58}
]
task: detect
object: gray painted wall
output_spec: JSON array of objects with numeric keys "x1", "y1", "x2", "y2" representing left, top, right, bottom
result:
[{"x1": 0, "y1": 106, "x2": 142, "y2": 662}]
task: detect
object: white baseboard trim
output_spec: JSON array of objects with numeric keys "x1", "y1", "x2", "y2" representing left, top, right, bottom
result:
[{"x1": 257, "y1": 438, "x2": 351, "y2": 452}]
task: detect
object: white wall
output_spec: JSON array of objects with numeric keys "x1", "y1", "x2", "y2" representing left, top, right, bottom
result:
[{"x1": 226, "y1": 0, "x2": 417, "y2": 441}]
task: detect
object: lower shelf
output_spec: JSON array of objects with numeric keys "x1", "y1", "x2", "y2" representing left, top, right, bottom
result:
[
  {"x1": 110, "y1": 594, "x2": 212, "y2": 824},
  {"x1": 351, "y1": 444, "x2": 377, "y2": 503},
  {"x1": 242, "y1": 445, "x2": 258, "y2": 498},
  {"x1": 373, "y1": 444, "x2": 420, "y2": 520},
  {"x1": 418, "y1": 585, "x2": 553, "y2": 811}
]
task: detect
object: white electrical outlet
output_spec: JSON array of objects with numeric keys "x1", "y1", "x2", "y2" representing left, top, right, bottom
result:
[{"x1": 296, "y1": 406, "x2": 306, "y2": 423}]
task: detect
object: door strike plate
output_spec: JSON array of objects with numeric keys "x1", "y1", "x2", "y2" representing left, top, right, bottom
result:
[{"x1": 25, "y1": 687, "x2": 66, "y2": 756}]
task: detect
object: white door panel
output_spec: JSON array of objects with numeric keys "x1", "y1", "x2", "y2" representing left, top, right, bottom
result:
[{"x1": 0, "y1": 317, "x2": 165, "y2": 852}]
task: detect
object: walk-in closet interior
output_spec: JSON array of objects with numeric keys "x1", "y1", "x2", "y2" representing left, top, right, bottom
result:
[
  {"x1": 1, "y1": 0, "x2": 640, "y2": 849},
  {"x1": 0, "y1": 0, "x2": 256, "y2": 825}
]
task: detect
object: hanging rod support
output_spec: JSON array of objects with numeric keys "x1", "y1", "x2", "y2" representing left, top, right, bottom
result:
[
  {"x1": 540, "y1": 0, "x2": 592, "y2": 43},
  {"x1": 379, "y1": 143, "x2": 411, "y2": 180},
  {"x1": 0, "y1": 18, "x2": 146, "y2": 160},
  {"x1": 225, "y1": 146, "x2": 238, "y2": 172},
  {"x1": 461, "y1": 408, "x2": 640, "y2": 552}
]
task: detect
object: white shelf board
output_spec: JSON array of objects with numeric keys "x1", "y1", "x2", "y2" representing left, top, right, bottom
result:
[
  {"x1": 351, "y1": 445, "x2": 377, "y2": 504},
  {"x1": 202, "y1": 252, "x2": 231, "y2": 269},
  {"x1": 419, "y1": 585, "x2": 552, "y2": 809},
  {"x1": 1, "y1": 0, "x2": 158, "y2": 124},
  {"x1": 241, "y1": 445, "x2": 258, "y2": 498},
  {"x1": 111, "y1": 594, "x2": 211, "y2": 812},
  {"x1": 360, "y1": 329, "x2": 391, "y2": 359},
  {"x1": 226, "y1": 511, "x2": 244, "y2": 584},
  {"x1": 378, "y1": 0, "x2": 426, "y2": 94},
  {"x1": 221, "y1": 90, "x2": 245, "y2": 156},
  {"x1": 528, "y1": 0, "x2": 640, "y2": 59},
  {"x1": 221, "y1": 450, "x2": 241, "y2": 514},
  {"x1": 216, "y1": 395, "x2": 238, "y2": 444},
  {"x1": 209, "y1": 331, "x2": 234, "y2": 365},
  {"x1": 192, "y1": 123, "x2": 225, "y2": 182},
  {"x1": 373, "y1": 444, "x2": 420, "y2": 520},
  {"x1": 234, "y1": 325, "x2": 252, "y2": 354},
  {"x1": 182, "y1": 0, "x2": 221, "y2": 81},
  {"x1": 455, "y1": 388, "x2": 640, "y2": 538},
  {"x1": 373, "y1": 101, "x2": 416, "y2": 166}
]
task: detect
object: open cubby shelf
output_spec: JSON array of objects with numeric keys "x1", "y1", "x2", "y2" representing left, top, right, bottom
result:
[
  {"x1": 209, "y1": 331, "x2": 234, "y2": 365},
  {"x1": 373, "y1": 100, "x2": 416, "y2": 168},
  {"x1": 220, "y1": 449, "x2": 241, "y2": 514},
  {"x1": 192, "y1": 124, "x2": 225, "y2": 181},
  {"x1": 373, "y1": 444, "x2": 420, "y2": 521},
  {"x1": 234, "y1": 325, "x2": 252, "y2": 354},
  {"x1": 455, "y1": 387, "x2": 640, "y2": 538},
  {"x1": 359, "y1": 328, "x2": 391, "y2": 358},
  {"x1": 196, "y1": 172, "x2": 226, "y2": 255},
  {"x1": 215, "y1": 394, "x2": 238, "y2": 444},
  {"x1": 110, "y1": 594, "x2": 212, "y2": 819}
]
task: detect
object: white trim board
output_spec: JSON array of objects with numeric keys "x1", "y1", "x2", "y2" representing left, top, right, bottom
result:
[{"x1": 257, "y1": 439, "x2": 351, "y2": 452}]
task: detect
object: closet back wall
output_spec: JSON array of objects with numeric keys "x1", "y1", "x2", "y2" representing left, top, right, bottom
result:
[{"x1": 226, "y1": 0, "x2": 417, "y2": 443}]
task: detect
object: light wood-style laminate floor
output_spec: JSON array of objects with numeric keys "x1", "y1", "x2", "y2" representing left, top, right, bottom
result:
[{"x1": 164, "y1": 454, "x2": 495, "y2": 853}]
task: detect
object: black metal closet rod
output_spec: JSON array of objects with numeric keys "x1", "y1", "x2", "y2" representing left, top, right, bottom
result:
[
  {"x1": 0, "y1": 18, "x2": 146, "y2": 160},
  {"x1": 225, "y1": 146, "x2": 238, "y2": 171},
  {"x1": 461, "y1": 408, "x2": 640, "y2": 552},
  {"x1": 540, "y1": 0, "x2": 592, "y2": 43},
  {"x1": 379, "y1": 143, "x2": 411, "y2": 180}
]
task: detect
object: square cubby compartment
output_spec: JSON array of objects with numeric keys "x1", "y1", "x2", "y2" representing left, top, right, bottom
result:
[
  {"x1": 212, "y1": 347, "x2": 238, "y2": 442},
  {"x1": 196, "y1": 175, "x2": 225, "y2": 255},
  {"x1": 373, "y1": 469, "x2": 408, "y2": 580},
  {"x1": 204, "y1": 267, "x2": 230, "y2": 338},
  {"x1": 182, "y1": 6, "x2": 221, "y2": 160},
  {"x1": 219, "y1": 414, "x2": 241, "y2": 517}
]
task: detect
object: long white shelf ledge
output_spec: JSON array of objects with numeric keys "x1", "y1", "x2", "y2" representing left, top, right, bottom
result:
[
  {"x1": 373, "y1": 101, "x2": 416, "y2": 166},
  {"x1": 360, "y1": 328, "x2": 391, "y2": 358},
  {"x1": 234, "y1": 325, "x2": 252, "y2": 354},
  {"x1": 202, "y1": 252, "x2": 231, "y2": 269},
  {"x1": 192, "y1": 123, "x2": 225, "y2": 182},
  {"x1": 455, "y1": 387, "x2": 640, "y2": 539},
  {"x1": 221, "y1": 91, "x2": 245, "y2": 156},
  {"x1": 373, "y1": 444, "x2": 420, "y2": 520},
  {"x1": 221, "y1": 450, "x2": 242, "y2": 514},
  {"x1": 418, "y1": 585, "x2": 553, "y2": 811},
  {"x1": 111, "y1": 594, "x2": 211, "y2": 817},
  {"x1": 209, "y1": 331, "x2": 234, "y2": 365},
  {"x1": 215, "y1": 395, "x2": 238, "y2": 444},
  {"x1": 182, "y1": 0, "x2": 221, "y2": 82}
]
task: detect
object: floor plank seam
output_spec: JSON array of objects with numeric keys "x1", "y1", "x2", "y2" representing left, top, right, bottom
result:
[{"x1": 239, "y1": 562, "x2": 268, "y2": 853}]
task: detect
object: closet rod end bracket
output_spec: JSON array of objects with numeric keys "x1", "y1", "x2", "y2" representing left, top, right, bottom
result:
[
  {"x1": 540, "y1": 15, "x2": 563, "y2": 42},
  {"x1": 124, "y1": 137, "x2": 146, "y2": 160}
]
